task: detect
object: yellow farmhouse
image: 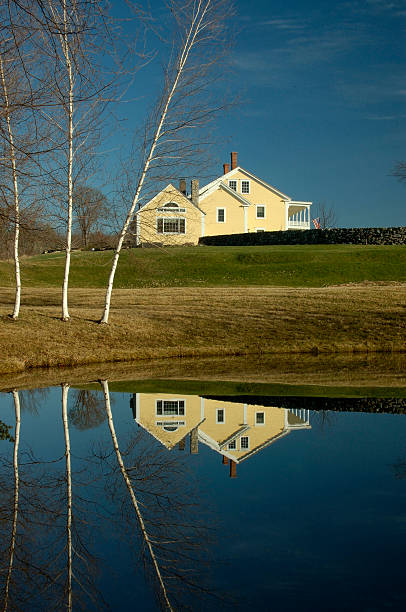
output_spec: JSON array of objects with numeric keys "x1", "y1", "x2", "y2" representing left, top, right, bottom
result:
[
  {"x1": 133, "y1": 152, "x2": 312, "y2": 246},
  {"x1": 130, "y1": 392, "x2": 311, "y2": 478}
]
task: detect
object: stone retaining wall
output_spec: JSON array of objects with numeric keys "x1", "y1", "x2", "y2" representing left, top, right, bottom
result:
[
  {"x1": 199, "y1": 226, "x2": 406, "y2": 246},
  {"x1": 204, "y1": 396, "x2": 406, "y2": 414}
]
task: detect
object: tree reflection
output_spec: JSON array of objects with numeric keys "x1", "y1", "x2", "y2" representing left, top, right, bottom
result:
[
  {"x1": 99, "y1": 379, "x2": 213, "y2": 611},
  {"x1": 0, "y1": 382, "x2": 214, "y2": 611},
  {"x1": 69, "y1": 389, "x2": 106, "y2": 430}
]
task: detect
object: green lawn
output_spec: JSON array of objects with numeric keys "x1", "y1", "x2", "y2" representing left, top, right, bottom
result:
[{"x1": 0, "y1": 244, "x2": 405, "y2": 288}]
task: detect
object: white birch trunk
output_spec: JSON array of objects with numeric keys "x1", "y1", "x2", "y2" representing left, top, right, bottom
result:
[
  {"x1": 62, "y1": 383, "x2": 72, "y2": 611},
  {"x1": 100, "y1": 380, "x2": 173, "y2": 611},
  {"x1": 100, "y1": 0, "x2": 211, "y2": 324},
  {"x1": 0, "y1": 55, "x2": 22, "y2": 320},
  {"x1": 56, "y1": 0, "x2": 74, "y2": 322},
  {"x1": 3, "y1": 390, "x2": 21, "y2": 612}
]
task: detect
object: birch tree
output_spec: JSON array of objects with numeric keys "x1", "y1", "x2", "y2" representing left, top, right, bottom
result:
[{"x1": 100, "y1": 0, "x2": 232, "y2": 324}]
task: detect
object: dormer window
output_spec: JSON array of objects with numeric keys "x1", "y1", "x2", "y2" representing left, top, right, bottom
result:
[{"x1": 229, "y1": 180, "x2": 237, "y2": 191}]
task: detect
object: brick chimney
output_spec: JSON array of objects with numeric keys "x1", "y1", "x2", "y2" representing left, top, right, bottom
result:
[
  {"x1": 179, "y1": 178, "x2": 186, "y2": 195},
  {"x1": 191, "y1": 179, "x2": 199, "y2": 206},
  {"x1": 231, "y1": 151, "x2": 237, "y2": 170},
  {"x1": 223, "y1": 162, "x2": 230, "y2": 175}
]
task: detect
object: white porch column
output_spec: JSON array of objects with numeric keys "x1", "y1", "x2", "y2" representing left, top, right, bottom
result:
[
  {"x1": 285, "y1": 202, "x2": 289, "y2": 230},
  {"x1": 136, "y1": 215, "x2": 140, "y2": 245},
  {"x1": 201, "y1": 212, "x2": 205, "y2": 237},
  {"x1": 244, "y1": 207, "x2": 248, "y2": 232},
  {"x1": 243, "y1": 404, "x2": 247, "y2": 425}
]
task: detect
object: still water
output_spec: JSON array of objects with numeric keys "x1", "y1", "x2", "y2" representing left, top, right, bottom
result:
[{"x1": 0, "y1": 382, "x2": 405, "y2": 611}]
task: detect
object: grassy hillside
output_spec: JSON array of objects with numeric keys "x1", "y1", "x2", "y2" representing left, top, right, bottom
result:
[{"x1": 0, "y1": 244, "x2": 405, "y2": 288}]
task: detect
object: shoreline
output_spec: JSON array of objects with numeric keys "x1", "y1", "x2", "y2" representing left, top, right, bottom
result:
[{"x1": 1, "y1": 285, "x2": 405, "y2": 376}]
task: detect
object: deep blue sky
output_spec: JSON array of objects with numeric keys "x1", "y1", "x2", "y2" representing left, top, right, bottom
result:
[{"x1": 109, "y1": 0, "x2": 406, "y2": 228}]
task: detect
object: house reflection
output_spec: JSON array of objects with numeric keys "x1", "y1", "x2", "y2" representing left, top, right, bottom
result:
[{"x1": 130, "y1": 393, "x2": 311, "y2": 477}]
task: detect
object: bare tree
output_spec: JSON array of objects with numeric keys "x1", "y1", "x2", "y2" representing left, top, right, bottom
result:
[
  {"x1": 73, "y1": 184, "x2": 109, "y2": 247},
  {"x1": 100, "y1": 0, "x2": 233, "y2": 324},
  {"x1": 392, "y1": 161, "x2": 406, "y2": 184},
  {"x1": 314, "y1": 202, "x2": 337, "y2": 229}
]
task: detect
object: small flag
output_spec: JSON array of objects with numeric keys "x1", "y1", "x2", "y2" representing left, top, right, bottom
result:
[{"x1": 312, "y1": 217, "x2": 321, "y2": 229}]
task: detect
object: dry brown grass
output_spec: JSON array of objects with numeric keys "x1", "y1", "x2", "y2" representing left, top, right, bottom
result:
[{"x1": 0, "y1": 284, "x2": 405, "y2": 375}]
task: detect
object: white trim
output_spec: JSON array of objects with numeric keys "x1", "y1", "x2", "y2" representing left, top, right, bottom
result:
[
  {"x1": 156, "y1": 216, "x2": 186, "y2": 234},
  {"x1": 244, "y1": 207, "x2": 248, "y2": 233},
  {"x1": 216, "y1": 408, "x2": 225, "y2": 424},
  {"x1": 243, "y1": 403, "x2": 247, "y2": 425},
  {"x1": 200, "y1": 181, "x2": 252, "y2": 206},
  {"x1": 135, "y1": 393, "x2": 140, "y2": 421},
  {"x1": 255, "y1": 411, "x2": 265, "y2": 426},
  {"x1": 216, "y1": 207, "x2": 226, "y2": 223},
  {"x1": 201, "y1": 212, "x2": 205, "y2": 236},
  {"x1": 136, "y1": 216, "x2": 140, "y2": 245},
  {"x1": 241, "y1": 179, "x2": 250, "y2": 195},
  {"x1": 240, "y1": 435, "x2": 249, "y2": 450},
  {"x1": 256, "y1": 204, "x2": 266, "y2": 219},
  {"x1": 155, "y1": 398, "x2": 186, "y2": 416},
  {"x1": 199, "y1": 167, "x2": 291, "y2": 201}
]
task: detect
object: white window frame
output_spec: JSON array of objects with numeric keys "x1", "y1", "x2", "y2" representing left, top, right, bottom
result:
[
  {"x1": 157, "y1": 217, "x2": 186, "y2": 234},
  {"x1": 216, "y1": 207, "x2": 226, "y2": 223},
  {"x1": 255, "y1": 412, "x2": 265, "y2": 426},
  {"x1": 240, "y1": 436, "x2": 249, "y2": 450},
  {"x1": 216, "y1": 408, "x2": 225, "y2": 424},
  {"x1": 241, "y1": 180, "x2": 250, "y2": 194},
  {"x1": 228, "y1": 180, "x2": 237, "y2": 192},
  {"x1": 256, "y1": 204, "x2": 266, "y2": 219},
  {"x1": 156, "y1": 399, "x2": 186, "y2": 416}
]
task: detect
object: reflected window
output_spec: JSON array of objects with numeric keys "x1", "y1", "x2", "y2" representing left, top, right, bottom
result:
[
  {"x1": 156, "y1": 400, "x2": 185, "y2": 416},
  {"x1": 256, "y1": 412, "x2": 265, "y2": 425},
  {"x1": 216, "y1": 408, "x2": 225, "y2": 423},
  {"x1": 240, "y1": 436, "x2": 249, "y2": 450},
  {"x1": 228, "y1": 439, "x2": 236, "y2": 449},
  {"x1": 156, "y1": 420, "x2": 185, "y2": 431}
]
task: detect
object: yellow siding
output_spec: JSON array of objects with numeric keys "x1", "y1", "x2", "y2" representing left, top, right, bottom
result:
[
  {"x1": 206, "y1": 170, "x2": 287, "y2": 232},
  {"x1": 137, "y1": 184, "x2": 202, "y2": 246},
  {"x1": 200, "y1": 187, "x2": 246, "y2": 236},
  {"x1": 135, "y1": 393, "x2": 203, "y2": 449}
]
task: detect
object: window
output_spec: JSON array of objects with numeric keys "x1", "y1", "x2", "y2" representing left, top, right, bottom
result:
[
  {"x1": 229, "y1": 180, "x2": 237, "y2": 191},
  {"x1": 157, "y1": 203, "x2": 186, "y2": 212},
  {"x1": 217, "y1": 208, "x2": 225, "y2": 223},
  {"x1": 256, "y1": 205, "x2": 265, "y2": 218},
  {"x1": 241, "y1": 180, "x2": 250, "y2": 194},
  {"x1": 240, "y1": 436, "x2": 249, "y2": 450},
  {"x1": 157, "y1": 218, "x2": 186, "y2": 234},
  {"x1": 156, "y1": 400, "x2": 185, "y2": 416},
  {"x1": 256, "y1": 228, "x2": 265, "y2": 233},
  {"x1": 228, "y1": 439, "x2": 236, "y2": 449},
  {"x1": 156, "y1": 421, "x2": 185, "y2": 431},
  {"x1": 256, "y1": 412, "x2": 265, "y2": 425},
  {"x1": 216, "y1": 408, "x2": 225, "y2": 423}
]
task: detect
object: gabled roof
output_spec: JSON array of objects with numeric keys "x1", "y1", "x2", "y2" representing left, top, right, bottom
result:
[
  {"x1": 135, "y1": 183, "x2": 205, "y2": 215},
  {"x1": 199, "y1": 166, "x2": 292, "y2": 201},
  {"x1": 199, "y1": 180, "x2": 252, "y2": 206}
]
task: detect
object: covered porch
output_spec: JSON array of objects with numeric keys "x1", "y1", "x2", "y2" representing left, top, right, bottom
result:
[{"x1": 285, "y1": 201, "x2": 312, "y2": 230}]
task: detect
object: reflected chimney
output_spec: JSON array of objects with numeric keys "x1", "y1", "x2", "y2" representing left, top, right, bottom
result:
[
  {"x1": 190, "y1": 427, "x2": 199, "y2": 454},
  {"x1": 222, "y1": 455, "x2": 229, "y2": 465},
  {"x1": 179, "y1": 178, "x2": 186, "y2": 195},
  {"x1": 231, "y1": 151, "x2": 237, "y2": 170},
  {"x1": 223, "y1": 162, "x2": 230, "y2": 175},
  {"x1": 229, "y1": 460, "x2": 237, "y2": 478},
  {"x1": 191, "y1": 179, "x2": 199, "y2": 206}
]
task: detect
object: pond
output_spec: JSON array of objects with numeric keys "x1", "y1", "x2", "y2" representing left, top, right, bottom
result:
[{"x1": 0, "y1": 378, "x2": 405, "y2": 611}]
